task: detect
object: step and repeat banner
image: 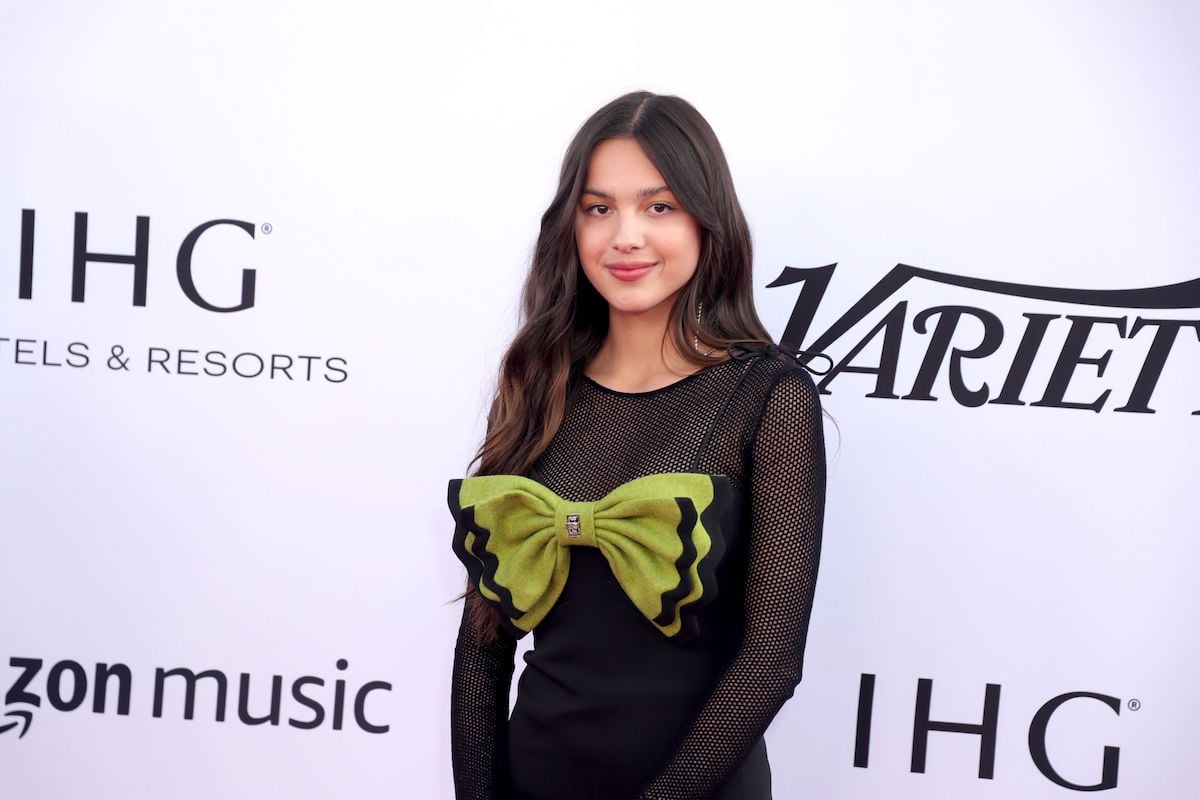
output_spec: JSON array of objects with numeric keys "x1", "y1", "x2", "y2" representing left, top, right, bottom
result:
[{"x1": 1, "y1": 2, "x2": 1195, "y2": 798}]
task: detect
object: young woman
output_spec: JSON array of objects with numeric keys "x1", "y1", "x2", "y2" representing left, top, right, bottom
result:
[{"x1": 447, "y1": 91, "x2": 827, "y2": 800}]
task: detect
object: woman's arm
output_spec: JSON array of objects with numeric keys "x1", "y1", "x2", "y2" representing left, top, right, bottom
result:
[
  {"x1": 634, "y1": 365, "x2": 827, "y2": 799},
  {"x1": 451, "y1": 589, "x2": 518, "y2": 800}
]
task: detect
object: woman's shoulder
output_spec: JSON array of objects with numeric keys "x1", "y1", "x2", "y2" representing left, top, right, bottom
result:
[
  {"x1": 728, "y1": 341, "x2": 822, "y2": 388},
  {"x1": 724, "y1": 342, "x2": 825, "y2": 424}
]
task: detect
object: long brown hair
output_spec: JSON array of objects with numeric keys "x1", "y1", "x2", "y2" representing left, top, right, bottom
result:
[{"x1": 457, "y1": 91, "x2": 774, "y2": 642}]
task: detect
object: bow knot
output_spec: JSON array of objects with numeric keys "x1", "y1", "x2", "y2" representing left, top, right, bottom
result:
[
  {"x1": 726, "y1": 341, "x2": 833, "y2": 375},
  {"x1": 558, "y1": 500, "x2": 597, "y2": 547}
]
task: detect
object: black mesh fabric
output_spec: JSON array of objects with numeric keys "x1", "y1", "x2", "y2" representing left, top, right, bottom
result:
[
  {"x1": 452, "y1": 593, "x2": 517, "y2": 799},
  {"x1": 450, "y1": 346, "x2": 826, "y2": 800}
]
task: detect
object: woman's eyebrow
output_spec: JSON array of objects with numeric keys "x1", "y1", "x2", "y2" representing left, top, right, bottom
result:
[{"x1": 581, "y1": 185, "x2": 671, "y2": 201}]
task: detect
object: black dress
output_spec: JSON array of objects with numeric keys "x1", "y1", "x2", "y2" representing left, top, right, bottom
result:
[{"x1": 450, "y1": 345, "x2": 826, "y2": 800}]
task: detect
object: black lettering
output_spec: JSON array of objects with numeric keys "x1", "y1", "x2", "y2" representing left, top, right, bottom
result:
[
  {"x1": 354, "y1": 681, "x2": 391, "y2": 734},
  {"x1": 911, "y1": 678, "x2": 1000, "y2": 779},
  {"x1": 767, "y1": 266, "x2": 1200, "y2": 412},
  {"x1": 903, "y1": 305, "x2": 1004, "y2": 406},
  {"x1": 93, "y1": 663, "x2": 132, "y2": 715},
  {"x1": 853, "y1": 673, "x2": 875, "y2": 768},
  {"x1": 1032, "y1": 315, "x2": 1127, "y2": 413},
  {"x1": 297, "y1": 355, "x2": 320, "y2": 381},
  {"x1": 818, "y1": 302, "x2": 907, "y2": 398},
  {"x1": 71, "y1": 212, "x2": 149, "y2": 306},
  {"x1": 148, "y1": 347, "x2": 170, "y2": 373},
  {"x1": 67, "y1": 342, "x2": 89, "y2": 368},
  {"x1": 40, "y1": 341, "x2": 62, "y2": 367},
  {"x1": 5, "y1": 657, "x2": 43, "y2": 706},
  {"x1": 176, "y1": 219, "x2": 257, "y2": 312},
  {"x1": 204, "y1": 350, "x2": 227, "y2": 377},
  {"x1": 15, "y1": 339, "x2": 35, "y2": 365},
  {"x1": 333, "y1": 658, "x2": 348, "y2": 731},
  {"x1": 46, "y1": 660, "x2": 87, "y2": 711},
  {"x1": 288, "y1": 676, "x2": 325, "y2": 730},
  {"x1": 768, "y1": 263, "x2": 839, "y2": 348},
  {"x1": 1114, "y1": 318, "x2": 1200, "y2": 413},
  {"x1": 232, "y1": 352, "x2": 264, "y2": 378},
  {"x1": 153, "y1": 667, "x2": 228, "y2": 721},
  {"x1": 18, "y1": 209, "x2": 34, "y2": 299},
  {"x1": 990, "y1": 313, "x2": 1060, "y2": 406},
  {"x1": 177, "y1": 349, "x2": 200, "y2": 376},
  {"x1": 237, "y1": 673, "x2": 283, "y2": 726},
  {"x1": 1028, "y1": 691, "x2": 1120, "y2": 790},
  {"x1": 325, "y1": 357, "x2": 348, "y2": 383},
  {"x1": 270, "y1": 354, "x2": 293, "y2": 380}
]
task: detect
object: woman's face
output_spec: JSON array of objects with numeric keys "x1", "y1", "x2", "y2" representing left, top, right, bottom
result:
[{"x1": 575, "y1": 138, "x2": 702, "y2": 319}]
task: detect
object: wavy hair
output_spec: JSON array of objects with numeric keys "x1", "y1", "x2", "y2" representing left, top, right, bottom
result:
[{"x1": 457, "y1": 91, "x2": 774, "y2": 642}]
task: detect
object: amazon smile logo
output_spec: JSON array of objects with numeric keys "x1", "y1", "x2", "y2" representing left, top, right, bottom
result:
[
  {"x1": 1, "y1": 655, "x2": 392, "y2": 739},
  {"x1": 770, "y1": 264, "x2": 1199, "y2": 415}
]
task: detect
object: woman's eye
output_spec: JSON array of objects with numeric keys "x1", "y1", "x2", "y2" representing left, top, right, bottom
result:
[
  {"x1": 587, "y1": 204, "x2": 610, "y2": 215},
  {"x1": 650, "y1": 202, "x2": 672, "y2": 214}
]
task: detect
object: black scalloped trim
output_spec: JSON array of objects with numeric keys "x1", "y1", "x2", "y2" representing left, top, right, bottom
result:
[
  {"x1": 654, "y1": 497, "x2": 698, "y2": 629},
  {"x1": 447, "y1": 479, "x2": 530, "y2": 639},
  {"x1": 653, "y1": 474, "x2": 735, "y2": 644}
]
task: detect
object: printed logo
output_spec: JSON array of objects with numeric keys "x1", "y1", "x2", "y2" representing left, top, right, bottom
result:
[
  {"x1": 1, "y1": 656, "x2": 392, "y2": 738},
  {"x1": 6, "y1": 209, "x2": 349, "y2": 383},
  {"x1": 772, "y1": 264, "x2": 1199, "y2": 414},
  {"x1": 853, "y1": 673, "x2": 1130, "y2": 791}
]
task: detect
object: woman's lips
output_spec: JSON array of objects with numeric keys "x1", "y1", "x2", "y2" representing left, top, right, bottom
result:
[{"x1": 606, "y1": 262, "x2": 656, "y2": 282}]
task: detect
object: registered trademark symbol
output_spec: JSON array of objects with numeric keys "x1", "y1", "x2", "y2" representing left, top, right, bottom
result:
[
  {"x1": 1128, "y1": 699, "x2": 1141, "y2": 711},
  {"x1": 261, "y1": 222, "x2": 273, "y2": 234}
]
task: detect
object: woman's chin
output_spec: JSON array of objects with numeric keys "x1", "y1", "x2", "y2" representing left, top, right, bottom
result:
[{"x1": 604, "y1": 299, "x2": 674, "y2": 318}]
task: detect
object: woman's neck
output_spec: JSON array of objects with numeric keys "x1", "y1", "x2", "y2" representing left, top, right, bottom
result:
[{"x1": 584, "y1": 304, "x2": 718, "y2": 393}]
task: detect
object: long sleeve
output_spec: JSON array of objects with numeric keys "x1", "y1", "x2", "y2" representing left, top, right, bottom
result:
[
  {"x1": 633, "y1": 366, "x2": 827, "y2": 799},
  {"x1": 451, "y1": 590, "x2": 518, "y2": 800}
]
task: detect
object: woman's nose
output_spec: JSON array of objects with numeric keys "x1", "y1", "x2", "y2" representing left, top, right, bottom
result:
[{"x1": 611, "y1": 212, "x2": 645, "y2": 251}]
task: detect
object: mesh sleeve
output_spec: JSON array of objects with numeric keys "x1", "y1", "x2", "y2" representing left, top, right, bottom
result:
[
  {"x1": 633, "y1": 366, "x2": 827, "y2": 799},
  {"x1": 451, "y1": 590, "x2": 518, "y2": 799}
]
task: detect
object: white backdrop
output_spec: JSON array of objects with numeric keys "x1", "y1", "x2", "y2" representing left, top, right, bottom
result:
[{"x1": 1, "y1": 1, "x2": 1197, "y2": 798}]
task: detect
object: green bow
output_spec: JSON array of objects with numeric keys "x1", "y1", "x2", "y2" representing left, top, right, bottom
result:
[{"x1": 448, "y1": 472, "x2": 734, "y2": 642}]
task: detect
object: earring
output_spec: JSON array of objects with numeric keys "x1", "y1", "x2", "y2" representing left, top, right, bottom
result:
[{"x1": 694, "y1": 300, "x2": 714, "y2": 356}]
